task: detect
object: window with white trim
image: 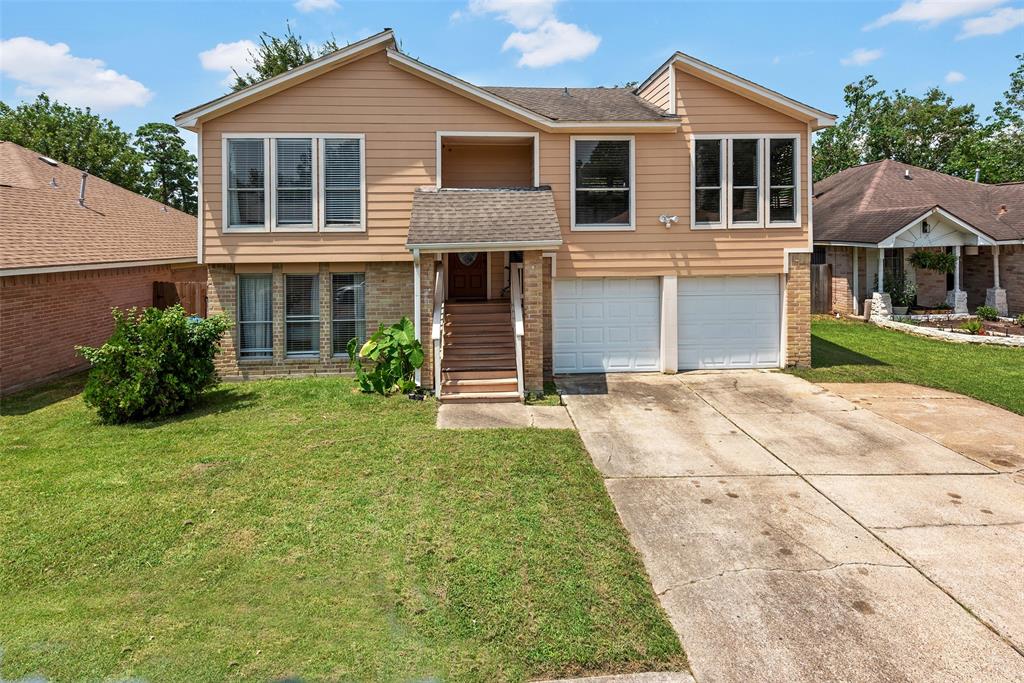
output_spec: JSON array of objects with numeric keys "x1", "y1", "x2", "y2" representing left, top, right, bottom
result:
[
  {"x1": 572, "y1": 137, "x2": 633, "y2": 229},
  {"x1": 323, "y1": 138, "x2": 363, "y2": 228},
  {"x1": 275, "y1": 138, "x2": 314, "y2": 227},
  {"x1": 237, "y1": 274, "x2": 272, "y2": 359},
  {"x1": 331, "y1": 273, "x2": 366, "y2": 356},
  {"x1": 691, "y1": 134, "x2": 800, "y2": 229},
  {"x1": 285, "y1": 274, "x2": 319, "y2": 357},
  {"x1": 227, "y1": 139, "x2": 266, "y2": 229}
]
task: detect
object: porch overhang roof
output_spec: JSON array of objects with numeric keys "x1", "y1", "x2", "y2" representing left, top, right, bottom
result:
[
  {"x1": 406, "y1": 186, "x2": 563, "y2": 252},
  {"x1": 814, "y1": 205, "x2": 1017, "y2": 248}
]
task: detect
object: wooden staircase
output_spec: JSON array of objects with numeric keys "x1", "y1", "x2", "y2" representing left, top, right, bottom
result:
[{"x1": 440, "y1": 300, "x2": 520, "y2": 403}]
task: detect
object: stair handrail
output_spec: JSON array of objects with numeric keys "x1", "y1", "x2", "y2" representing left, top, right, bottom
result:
[
  {"x1": 510, "y1": 262, "x2": 525, "y2": 398},
  {"x1": 432, "y1": 261, "x2": 445, "y2": 397}
]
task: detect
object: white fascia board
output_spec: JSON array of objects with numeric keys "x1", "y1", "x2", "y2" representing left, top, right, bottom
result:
[
  {"x1": 877, "y1": 207, "x2": 995, "y2": 248},
  {"x1": 406, "y1": 239, "x2": 562, "y2": 252},
  {"x1": 1, "y1": 256, "x2": 197, "y2": 277},
  {"x1": 174, "y1": 30, "x2": 395, "y2": 130}
]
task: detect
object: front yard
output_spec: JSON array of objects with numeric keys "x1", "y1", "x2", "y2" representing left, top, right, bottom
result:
[
  {"x1": 789, "y1": 317, "x2": 1024, "y2": 415},
  {"x1": 0, "y1": 377, "x2": 683, "y2": 682}
]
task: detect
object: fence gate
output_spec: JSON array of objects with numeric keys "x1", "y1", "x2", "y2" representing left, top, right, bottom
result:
[
  {"x1": 810, "y1": 264, "x2": 832, "y2": 314},
  {"x1": 154, "y1": 281, "x2": 208, "y2": 317}
]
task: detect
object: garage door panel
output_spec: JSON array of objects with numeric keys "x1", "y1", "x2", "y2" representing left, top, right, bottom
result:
[
  {"x1": 555, "y1": 277, "x2": 661, "y2": 374},
  {"x1": 678, "y1": 276, "x2": 780, "y2": 370}
]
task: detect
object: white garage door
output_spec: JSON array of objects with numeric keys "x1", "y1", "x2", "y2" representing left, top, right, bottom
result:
[
  {"x1": 554, "y1": 278, "x2": 661, "y2": 373},
  {"x1": 678, "y1": 276, "x2": 780, "y2": 369}
]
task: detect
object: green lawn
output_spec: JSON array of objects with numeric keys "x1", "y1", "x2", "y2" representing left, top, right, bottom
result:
[
  {"x1": 789, "y1": 317, "x2": 1024, "y2": 415},
  {"x1": 0, "y1": 376, "x2": 683, "y2": 682}
]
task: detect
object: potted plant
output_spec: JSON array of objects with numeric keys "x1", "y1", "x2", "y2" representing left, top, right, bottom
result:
[{"x1": 885, "y1": 273, "x2": 917, "y2": 316}]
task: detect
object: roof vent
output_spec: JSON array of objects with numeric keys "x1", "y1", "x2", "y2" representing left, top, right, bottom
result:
[
  {"x1": 38, "y1": 155, "x2": 59, "y2": 167},
  {"x1": 49, "y1": 176, "x2": 58, "y2": 188},
  {"x1": 78, "y1": 172, "x2": 88, "y2": 207},
  {"x1": 904, "y1": 169, "x2": 912, "y2": 180},
  {"x1": 562, "y1": 86, "x2": 570, "y2": 96},
  {"x1": 998, "y1": 204, "x2": 1008, "y2": 216}
]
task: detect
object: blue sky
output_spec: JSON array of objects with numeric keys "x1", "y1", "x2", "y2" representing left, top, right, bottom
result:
[{"x1": 2, "y1": 0, "x2": 1022, "y2": 152}]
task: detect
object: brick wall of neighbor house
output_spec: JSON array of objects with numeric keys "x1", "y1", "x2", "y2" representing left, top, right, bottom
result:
[
  {"x1": 960, "y1": 245, "x2": 1024, "y2": 314},
  {"x1": 825, "y1": 247, "x2": 854, "y2": 314},
  {"x1": 0, "y1": 263, "x2": 206, "y2": 395},
  {"x1": 963, "y1": 248, "x2": 995, "y2": 313},
  {"x1": 542, "y1": 255, "x2": 553, "y2": 382},
  {"x1": 207, "y1": 261, "x2": 414, "y2": 380},
  {"x1": 909, "y1": 247, "x2": 948, "y2": 308},
  {"x1": 785, "y1": 252, "x2": 811, "y2": 367},
  {"x1": 522, "y1": 250, "x2": 544, "y2": 392}
]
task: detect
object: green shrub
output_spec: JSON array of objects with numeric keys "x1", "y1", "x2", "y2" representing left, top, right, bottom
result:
[
  {"x1": 884, "y1": 273, "x2": 917, "y2": 308},
  {"x1": 347, "y1": 317, "x2": 424, "y2": 395},
  {"x1": 77, "y1": 305, "x2": 231, "y2": 423},
  {"x1": 1017, "y1": 314, "x2": 1024, "y2": 327},
  {"x1": 976, "y1": 305, "x2": 1000, "y2": 321},
  {"x1": 959, "y1": 319, "x2": 984, "y2": 335},
  {"x1": 909, "y1": 250, "x2": 957, "y2": 273}
]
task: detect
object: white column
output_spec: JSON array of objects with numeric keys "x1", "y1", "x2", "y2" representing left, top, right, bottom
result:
[
  {"x1": 877, "y1": 248, "x2": 885, "y2": 293},
  {"x1": 993, "y1": 245, "x2": 1001, "y2": 289},
  {"x1": 660, "y1": 275, "x2": 678, "y2": 374},
  {"x1": 852, "y1": 248, "x2": 860, "y2": 313},
  {"x1": 953, "y1": 245, "x2": 962, "y2": 292}
]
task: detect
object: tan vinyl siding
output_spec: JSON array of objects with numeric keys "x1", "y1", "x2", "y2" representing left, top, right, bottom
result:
[
  {"x1": 636, "y1": 65, "x2": 671, "y2": 112},
  {"x1": 442, "y1": 144, "x2": 533, "y2": 188},
  {"x1": 202, "y1": 52, "x2": 811, "y2": 277}
]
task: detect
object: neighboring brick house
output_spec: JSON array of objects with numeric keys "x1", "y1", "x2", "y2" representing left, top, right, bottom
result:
[
  {"x1": 174, "y1": 29, "x2": 835, "y2": 402},
  {"x1": 0, "y1": 142, "x2": 205, "y2": 395},
  {"x1": 814, "y1": 160, "x2": 1024, "y2": 318}
]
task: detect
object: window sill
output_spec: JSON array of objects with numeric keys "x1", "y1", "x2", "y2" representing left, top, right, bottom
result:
[
  {"x1": 692, "y1": 223, "x2": 726, "y2": 230},
  {"x1": 285, "y1": 355, "x2": 320, "y2": 362},
  {"x1": 322, "y1": 225, "x2": 366, "y2": 233},
  {"x1": 272, "y1": 225, "x2": 318, "y2": 233},
  {"x1": 224, "y1": 226, "x2": 269, "y2": 234},
  {"x1": 239, "y1": 357, "x2": 273, "y2": 364},
  {"x1": 570, "y1": 224, "x2": 635, "y2": 232}
]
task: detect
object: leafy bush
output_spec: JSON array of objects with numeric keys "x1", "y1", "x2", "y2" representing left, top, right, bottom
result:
[
  {"x1": 347, "y1": 317, "x2": 424, "y2": 395},
  {"x1": 959, "y1": 319, "x2": 984, "y2": 335},
  {"x1": 77, "y1": 305, "x2": 231, "y2": 423},
  {"x1": 884, "y1": 273, "x2": 918, "y2": 308},
  {"x1": 1017, "y1": 314, "x2": 1024, "y2": 327},
  {"x1": 909, "y1": 250, "x2": 957, "y2": 274},
  {"x1": 976, "y1": 305, "x2": 1000, "y2": 321}
]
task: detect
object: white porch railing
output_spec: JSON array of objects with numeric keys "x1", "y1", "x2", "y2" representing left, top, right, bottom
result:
[
  {"x1": 510, "y1": 262, "x2": 525, "y2": 398},
  {"x1": 432, "y1": 262, "x2": 445, "y2": 397}
]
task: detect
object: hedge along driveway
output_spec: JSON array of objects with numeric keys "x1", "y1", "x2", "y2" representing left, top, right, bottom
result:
[{"x1": 0, "y1": 376, "x2": 684, "y2": 682}]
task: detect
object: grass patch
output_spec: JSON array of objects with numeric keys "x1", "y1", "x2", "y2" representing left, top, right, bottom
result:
[
  {"x1": 525, "y1": 381, "x2": 563, "y2": 407},
  {"x1": 789, "y1": 317, "x2": 1024, "y2": 415},
  {"x1": 0, "y1": 376, "x2": 682, "y2": 681}
]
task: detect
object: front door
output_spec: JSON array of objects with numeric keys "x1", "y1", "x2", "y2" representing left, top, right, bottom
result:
[{"x1": 448, "y1": 252, "x2": 487, "y2": 300}]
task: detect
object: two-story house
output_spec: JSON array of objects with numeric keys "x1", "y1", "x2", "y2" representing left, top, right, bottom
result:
[{"x1": 174, "y1": 29, "x2": 835, "y2": 402}]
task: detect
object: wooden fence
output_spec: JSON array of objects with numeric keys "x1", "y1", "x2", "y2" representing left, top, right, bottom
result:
[
  {"x1": 811, "y1": 264, "x2": 832, "y2": 314},
  {"x1": 154, "y1": 281, "x2": 208, "y2": 317}
]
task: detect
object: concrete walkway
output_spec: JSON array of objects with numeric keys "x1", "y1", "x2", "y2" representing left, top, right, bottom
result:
[
  {"x1": 436, "y1": 402, "x2": 573, "y2": 429},
  {"x1": 560, "y1": 372, "x2": 1024, "y2": 683}
]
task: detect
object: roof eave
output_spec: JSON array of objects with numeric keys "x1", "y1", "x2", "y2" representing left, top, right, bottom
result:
[{"x1": 405, "y1": 239, "x2": 563, "y2": 252}]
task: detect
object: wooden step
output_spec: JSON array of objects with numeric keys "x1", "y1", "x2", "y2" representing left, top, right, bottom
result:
[
  {"x1": 441, "y1": 358, "x2": 516, "y2": 371},
  {"x1": 442, "y1": 378, "x2": 519, "y2": 394},
  {"x1": 443, "y1": 369, "x2": 520, "y2": 382},
  {"x1": 442, "y1": 333, "x2": 512, "y2": 345},
  {"x1": 444, "y1": 313, "x2": 511, "y2": 325},
  {"x1": 439, "y1": 391, "x2": 521, "y2": 403},
  {"x1": 446, "y1": 301, "x2": 509, "y2": 311}
]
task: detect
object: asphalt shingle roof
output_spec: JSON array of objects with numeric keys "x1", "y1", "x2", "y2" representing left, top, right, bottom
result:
[
  {"x1": 0, "y1": 141, "x2": 196, "y2": 271},
  {"x1": 483, "y1": 86, "x2": 674, "y2": 122},
  {"x1": 406, "y1": 187, "x2": 562, "y2": 248},
  {"x1": 814, "y1": 159, "x2": 1024, "y2": 244}
]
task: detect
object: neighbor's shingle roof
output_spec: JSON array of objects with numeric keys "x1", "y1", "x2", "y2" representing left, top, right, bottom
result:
[
  {"x1": 814, "y1": 159, "x2": 1024, "y2": 244},
  {"x1": 0, "y1": 141, "x2": 196, "y2": 271},
  {"x1": 484, "y1": 87, "x2": 674, "y2": 122},
  {"x1": 407, "y1": 187, "x2": 562, "y2": 248}
]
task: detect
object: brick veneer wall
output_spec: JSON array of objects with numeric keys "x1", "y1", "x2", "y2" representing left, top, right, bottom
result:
[
  {"x1": 522, "y1": 250, "x2": 544, "y2": 392},
  {"x1": 542, "y1": 255, "x2": 553, "y2": 382},
  {"x1": 1, "y1": 263, "x2": 206, "y2": 394},
  {"x1": 825, "y1": 247, "x2": 854, "y2": 314},
  {"x1": 208, "y1": 261, "x2": 414, "y2": 380},
  {"x1": 1002, "y1": 246, "x2": 1024, "y2": 315},
  {"x1": 418, "y1": 257, "x2": 436, "y2": 391},
  {"x1": 785, "y1": 252, "x2": 811, "y2": 367},
  {"x1": 913, "y1": 248, "x2": 948, "y2": 308}
]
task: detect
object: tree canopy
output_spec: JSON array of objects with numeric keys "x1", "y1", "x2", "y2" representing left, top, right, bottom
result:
[
  {"x1": 813, "y1": 54, "x2": 1024, "y2": 184},
  {"x1": 231, "y1": 24, "x2": 339, "y2": 91}
]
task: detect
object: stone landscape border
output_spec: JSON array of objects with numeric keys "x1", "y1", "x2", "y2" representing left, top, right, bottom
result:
[{"x1": 873, "y1": 317, "x2": 1024, "y2": 347}]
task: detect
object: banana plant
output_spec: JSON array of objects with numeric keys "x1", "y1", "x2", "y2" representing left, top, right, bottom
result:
[{"x1": 347, "y1": 317, "x2": 424, "y2": 395}]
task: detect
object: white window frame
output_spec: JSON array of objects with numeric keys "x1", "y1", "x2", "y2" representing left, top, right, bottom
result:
[
  {"x1": 221, "y1": 132, "x2": 366, "y2": 234},
  {"x1": 330, "y1": 272, "x2": 367, "y2": 357},
  {"x1": 236, "y1": 273, "x2": 273, "y2": 359},
  {"x1": 319, "y1": 134, "x2": 367, "y2": 233},
  {"x1": 223, "y1": 137, "x2": 271, "y2": 233},
  {"x1": 272, "y1": 137, "x2": 318, "y2": 233},
  {"x1": 570, "y1": 135, "x2": 636, "y2": 231},
  {"x1": 284, "y1": 273, "x2": 320, "y2": 359},
  {"x1": 728, "y1": 137, "x2": 763, "y2": 228},
  {"x1": 689, "y1": 133, "x2": 801, "y2": 230},
  {"x1": 691, "y1": 138, "x2": 725, "y2": 228}
]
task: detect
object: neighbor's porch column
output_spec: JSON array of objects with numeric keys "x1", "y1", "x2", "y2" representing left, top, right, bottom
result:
[
  {"x1": 852, "y1": 248, "x2": 860, "y2": 314},
  {"x1": 946, "y1": 245, "x2": 968, "y2": 314},
  {"x1": 877, "y1": 248, "x2": 885, "y2": 293},
  {"x1": 985, "y1": 245, "x2": 1009, "y2": 316},
  {"x1": 870, "y1": 247, "x2": 892, "y2": 320}
]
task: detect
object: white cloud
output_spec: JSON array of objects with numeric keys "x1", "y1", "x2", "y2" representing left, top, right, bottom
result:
[
  {"x1": 295, "y1": 0, "x2": 339, "y2": 12},
  {"x1": 945, "y1": 70, "x2": 967, "y2": 83},
  {"x1": 866, "y1": 0, "x2": 1006, "y2": 29},
  {"x1": 958, "y1": 6, "x2": 1024, "y2": 37},
  {"x1": 840, "y1": 48, "x2": 884, "y2": 66},
  {"x1": 0, "y1": 36, "x2": 152, "y2": 110},
  {"x1": 462, "y1": 0, "x2": 600, "y2": 67},
  {"x1": 199, "y1": 40, "x2": 257, "y2": 86}
]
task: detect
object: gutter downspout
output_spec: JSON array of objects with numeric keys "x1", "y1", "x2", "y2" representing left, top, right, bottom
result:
[{"x1": 413, "y1": 248, "x2": 421, "y2": 387}]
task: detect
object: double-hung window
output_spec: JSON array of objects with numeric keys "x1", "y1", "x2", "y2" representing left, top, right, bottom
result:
[
  {"x1": 237, "y1": 274, "x2": 272, "y2": 358},
  {"x1": 226, "y1": 139, "x2": 267, "y2": 229},
  {"x1": 275, "y1": 138, "x2": 314, "y2": 228},
  {"x1": 571, "y1": 137, "x2": 634, "y2": 230},
  {"x1": 692, "y1": 134, "x2": 800, "y2": 229},
  {"x1": 285, "y1": 274, "x2": 319, "y2": 357},
  {"x1": 322, "y1": 138, "x2": 363, "y2": 229},
  {"x1": 331, "y1": 273, "x2": 366, "y2": 356}
]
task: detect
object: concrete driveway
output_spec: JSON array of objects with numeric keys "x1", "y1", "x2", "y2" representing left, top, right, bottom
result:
[{"x1": 559, "y1": 372, "x2": 1024, "y2": 683}]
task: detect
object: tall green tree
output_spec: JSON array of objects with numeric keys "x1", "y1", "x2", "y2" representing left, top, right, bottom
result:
[
  {"x1": 135, "y1": 122, "x2": 197, "y2": 214},
  {"x1": 973, "y1": 53, "x2": 1024, "y2": 183},
  {"x1": 0, "y1": 93, "x2": 144, "y2": 192},
  {"x1": 232, "y1": 24, "x2": 339, "y2": 91}
]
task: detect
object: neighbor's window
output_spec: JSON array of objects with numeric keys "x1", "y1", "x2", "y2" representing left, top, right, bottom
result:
[
  {"x1": 332, "y1": 273, "x2": 366, "y2": 355},
  {"x1": 237, "y1": 274, "x2": 272, "y2": 358},
  {"x1": 731, "y1": 138, "x2": 760, "y2": 224},
  {"x1": 769, "y1": 138, "x2": 796, "y2": 224},
  {"x1": 227, "y1": 139, "x2": 265, "y2": 228},
  {"x1": 323, "y1": 138, "x2": 363, "y2": 228},
  {"x1": 275, "y1": 138, "x2": 313, "y2": 227},
  {"x1": 285, "y1": 274, "x2": 319, "y2": 357},
  {"x1": 573, "y1": 138, "x2": 632, "y2": 228},
  {"x1": 694, "y1": 139, "x2": 723, "y2": 225}
]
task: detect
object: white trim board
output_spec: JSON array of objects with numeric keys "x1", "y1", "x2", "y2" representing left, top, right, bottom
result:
[{"x1": 406, "y1": 239, "x2": 562, "y2": 252}]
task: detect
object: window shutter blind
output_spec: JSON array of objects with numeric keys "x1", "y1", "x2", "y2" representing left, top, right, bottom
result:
[
  {"x1": 769, "y1": 138, "x2": 796, "y2": 223},
  {"x1": 237, "y1": 274, "x2": 272, "y2": 357},
  {"x1": 573, "y1": 139, "x2": 631, "y2": 226},
  {"x1": 228, "y1": 139, "x2": 265, "y2": 227},
  {"x1": 324, "y1": 138, "x2": 361, "y2": 226},
  {"x1": 731, "y1": 139, "x2": 760, "y2": 223},
  {"x1": 331, "y1": 273, "x2": 366, "y2": 355},
  {"x1": 276, "y1": 139, "x2": 313, "y2": 225},
  {"x1": 285, "y1": 274, "x2": 319, "y2": 356},
  {"x1": 694, "y1": 139, "x2": 723, "y2": 224}
]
